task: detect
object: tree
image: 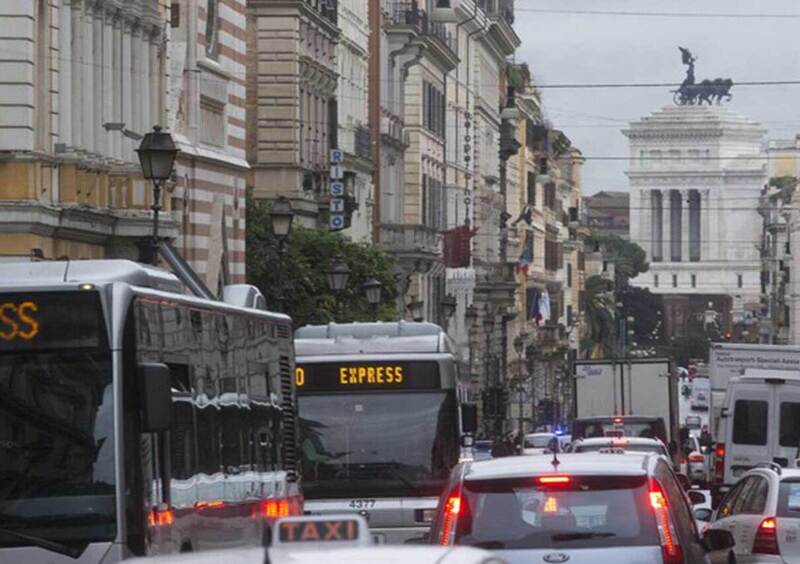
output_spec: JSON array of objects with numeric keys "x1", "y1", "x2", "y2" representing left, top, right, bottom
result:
[
  {"x1": 582, "y1": 274, "x2": 615, "y2": 359},
  {"x1": 587, "y1": 234, "x2": 648, "y2": 289},
  {"x1": 246, "y1": 196, "x2": 398, "y2": 327}
]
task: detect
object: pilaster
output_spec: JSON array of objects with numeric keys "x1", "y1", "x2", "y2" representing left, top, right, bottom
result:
[{"x1": 681, "y1": 188, "x2": 690, "y2": 262}]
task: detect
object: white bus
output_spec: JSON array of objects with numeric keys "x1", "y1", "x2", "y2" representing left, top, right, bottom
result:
[
  {"x1": 294, "y1": 322, "x2": 477, "y2": 544},
  {"x1": 0, "y1": 260, "x2": 300, "y2": 563}
]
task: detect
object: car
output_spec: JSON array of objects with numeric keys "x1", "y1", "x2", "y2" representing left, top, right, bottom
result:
[
  {"x1": 429, "y1": 452, "x2": 734, "y2": 563},
  {"x1": 691, "y1": 391, "x2": 710, "y2": 411},
  {"x1": 681, "y1": 435, "x2": 709, "y2": 486},
  {"x1": 522, "y1": 432, "x2": 560, "y2": 454},
  {"x1": 571, "y1": 436, "x2": 670, "y2": 459},
  {"x1": 126, "y1": 515, "x2": 501, "y2": 564},
  {"x1": 707, "y1": 462, "x2": 800, "y2": 563},
  {"x1": 473, "y1": 439, "x2": 493, "y2": 461}
]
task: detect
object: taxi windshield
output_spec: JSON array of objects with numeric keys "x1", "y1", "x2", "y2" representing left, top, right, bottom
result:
[{"x1": 298, "y1": 391, "x2": 459, "y2": 498}]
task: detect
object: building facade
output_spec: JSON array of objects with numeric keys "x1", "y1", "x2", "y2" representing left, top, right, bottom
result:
[
  {"x1": 583, "y1": 191, "x2": 630, "y2": 240},
  {"x1": 0, "y1": 0, "x2": 177, "y2": 262}
]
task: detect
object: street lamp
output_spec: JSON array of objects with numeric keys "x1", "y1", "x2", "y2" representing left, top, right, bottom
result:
[
  {"x1": 326, "y1": 257, "x2": 351, "y2": 292},
  {"x1": 465, "y1": 304, "x2": 478, "y2": 326},
  {"x1": 269, "y1": 197, "x2": 294, "y2": 312},
  {"x1": 407, "y1": 298, "x2": 424, "y2": 322},
  {"x1": 136, "y1": 126, "x2": 178, "y2": 264},
  {"x1": 362, "y1": 278, "x2": 382, "y2": 321},
  {"x1": 441, "y1": 294, "x2": 457, "y2": 321}
]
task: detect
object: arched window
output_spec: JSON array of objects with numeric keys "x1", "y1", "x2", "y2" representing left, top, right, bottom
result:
[{"x1": 205, "y1": 0, "x2": 219, "y2": 59}]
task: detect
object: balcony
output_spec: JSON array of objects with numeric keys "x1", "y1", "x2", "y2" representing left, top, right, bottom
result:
[
  {"x1": 307, "y1": 0, "x2": 338, "y2": 25},
  {"x1": 387, "y1": 2, "x2": 459, "y2": 69},
  {"x1": 477, "y1": 0, "x2": 513, "y2": 25},
  {"x1": 474, "y1": 259, "x2": 517, "y2": 308},
  {"x1": 379, "y1": 223, "x2": 441, "y2": 262}
]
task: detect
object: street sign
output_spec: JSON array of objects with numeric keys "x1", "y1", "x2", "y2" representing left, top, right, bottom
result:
[
  {"x1": 330, "y1": 149, "x2": 344, "y2": 163},
  {"x1": 330, "y1": 181, "x2": 345, "y2": 196},
  {"x1": 330, "y1": 165, "x2": 344, "y2": 180},
  {"x1": 330, "y1": 214, "x2": 345, "y2": 231},
  {"x1": 330, "y1": 198, "x2": 345, "y2": 213}
]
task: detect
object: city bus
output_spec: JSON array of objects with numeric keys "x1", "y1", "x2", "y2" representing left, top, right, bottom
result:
[
  {"x1": 294, "y1": 322, "x2": 477, "y2": 544},
  {"x1": 0, "y1": 260, "x2": 300, "y2": 563}
]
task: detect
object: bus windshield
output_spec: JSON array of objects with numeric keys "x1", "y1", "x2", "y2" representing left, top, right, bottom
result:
[
  {"x1": 298, "y1": 391, "x2": 459, "y2": 498},
  {"x1": 0, "y1": 291, "x2": 115, "y2": 554}
]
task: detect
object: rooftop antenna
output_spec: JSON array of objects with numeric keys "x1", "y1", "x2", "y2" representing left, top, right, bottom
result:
[{"x1": 551, "y1": 444, "x2": 560, "y2": 470}]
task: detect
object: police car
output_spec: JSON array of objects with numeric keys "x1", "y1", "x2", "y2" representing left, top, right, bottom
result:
[{"x1": 127, "y1": 515, "x2": 503, "y2": 564}]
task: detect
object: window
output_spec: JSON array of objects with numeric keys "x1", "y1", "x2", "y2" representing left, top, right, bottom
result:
[
  {"x1": 779, "y1": 402, "x2": 800, "y2": 447},
  {"x1": 654, "y1": 274, "x2": 659, "y2": 288},
  {"x1": 737, "y1": 274, "x2": 743, "y2": 288},
  {"x1": 422, "y1": 174, "x2": 447, "y2": 230},
  {"x1": 527, "y1": 171, "x2": 536, "y2": 205},
  {"x1": 422, "y1": 80, "x2": 445, "y2": 138},
  {"x1": 691, "y1": 274, "x2": 696, "y2": 288},
  {"x1": 205, "y1": 0, "x2": 220, "y2": 58},
  {"x1": 741, "y1": 477, "x2": 770, "y2": 515},
  {"x1": 544, "y1": 183, "x2": 556, "y2": 209},
  {"x1": 672, "y1": 274, "x2": 677, "y2": 288},
  {"x1": 733, "y1": 399, "x2": 768, "y2": 445},
  {"x1": 567, "y1": 263, "x2": 573, "y2": 287}
]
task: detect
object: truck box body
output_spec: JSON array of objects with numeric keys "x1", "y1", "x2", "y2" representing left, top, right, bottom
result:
[{"x1": 573, "y1": 358, "x2": 677, "y2": 444}]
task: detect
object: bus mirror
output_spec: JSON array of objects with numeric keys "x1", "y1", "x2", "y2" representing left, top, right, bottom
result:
[
  {"x1": 139, "y1": 363, "x2": 172, "y2": 432},
  {"x1": 461, "y1": 404, "x2": 478, "y2": 434}
]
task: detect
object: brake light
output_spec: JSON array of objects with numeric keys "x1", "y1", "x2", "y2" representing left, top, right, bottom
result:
[
  {"x1": 714, "y1": 443, "x2": 725, "y2": 481},
  {"x1": 260, "y1": 498, "x2": 291, "y2": 519},
  {"x1": 148, "y1": 507, "x2": 175, "y2": 528},
  {"x1": 753, "y1": 517, "x2": 780, "y2": 555},
  {"x1": 195, "y1": 500, "x2": 225, "y2": 509},
  {"x1": 539, "y1": 476, "x2": 571, "y2": 484},
  {"x1": 613, "y1": 417, "x2": 623, "y2": 424},
  {"x1": 439, "y1": 494, "x2": 462, "y2": 546},
  {"x1": 649, "y1": 480, "x2": 683, "y2": 564}
]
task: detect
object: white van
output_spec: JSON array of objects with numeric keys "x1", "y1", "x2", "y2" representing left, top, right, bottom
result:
[{"x1": 714, "y1": 369, "x2": 800, "y2": 496}]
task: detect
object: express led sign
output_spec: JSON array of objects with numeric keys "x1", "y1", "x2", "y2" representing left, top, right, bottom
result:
[
  {"x1": 295, "y1": 361, "x2": 440, "y2": 391},
  {"x1": 0, "y1": 301, "x2": 39, "y2": 342}
]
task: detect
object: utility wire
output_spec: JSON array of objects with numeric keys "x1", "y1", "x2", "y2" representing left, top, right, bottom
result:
[{"x1": 514, "y1": 7, "x2": 800, "y2": 19}]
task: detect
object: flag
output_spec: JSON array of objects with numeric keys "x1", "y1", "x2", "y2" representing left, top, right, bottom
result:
[
  {"x1": 512, "y1": 204, "x2": 533, "y2": 227},
  {"x1": 442, "y1": 225, "x2": 478, "y2": 268},
  {"x1": 538, "y1": 289, "x2": 551, "y2": 324}
]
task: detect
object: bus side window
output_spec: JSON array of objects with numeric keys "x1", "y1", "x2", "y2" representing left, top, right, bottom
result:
[{"x1": 168, "y1": 364, "x2": 196, "y2": 484}]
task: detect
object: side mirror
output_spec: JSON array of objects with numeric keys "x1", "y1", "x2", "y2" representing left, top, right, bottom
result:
[
  {"x1": 461, "y1": 404, "x2": 478, "y2": 434},
  {"x1": 694, "y1": 507, "x2": 713, "y2": 522},
  {"x1": 703, "y1": 528, "x2": 735, "y2": 552},
  {"x1": 688, "y1": 490, "x2": 706, "y2": 505},
  {"x1": 139, "y1": 363, "x2": 172, "y2": 432}
]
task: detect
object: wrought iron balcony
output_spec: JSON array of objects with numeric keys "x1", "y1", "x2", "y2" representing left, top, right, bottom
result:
[
  {"x1": 387, "y1": 2, "x2": 458, "y2": 59},
  {"x1": 476, "y1": 0, "x2": 514, "y2": 24}
]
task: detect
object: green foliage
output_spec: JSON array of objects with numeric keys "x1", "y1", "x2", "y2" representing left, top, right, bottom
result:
[
  {"x1": 587, "y1": 234, "x2": 649, "y2": 288},
  {"x1": 581, "y1": 274, "x2": 615, "y2": 358},
  {"x1": 768, "y1": 175, "x2": 798, "y2": 190},
  {"x1": 246, "y1": 196, "x2": 398, "y2": 327}
]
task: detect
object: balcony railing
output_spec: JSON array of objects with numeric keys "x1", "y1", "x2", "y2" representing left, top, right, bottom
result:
[
  {"x1": 387, "y1": 2, "x2": 458, "y2": 55},
  {"x1": 379, "y1": 223, "x2": 440, "y2": 257},
  {"x1": 307, "y1": 0, "x2": 338, "y2": 24},
  {"x1": 476, "y1": 0, "x2": 514, "y2": 24}
]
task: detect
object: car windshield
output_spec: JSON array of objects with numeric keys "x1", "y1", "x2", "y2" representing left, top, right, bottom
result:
[
  {"x1": 456, "y1": 475, "x2": 659, "y2": 549},
  {"x1": 574, "y1": 443, "x2": 666, "y2": 455},
  {"x1": 298, "y1": 391, "x2": 459, "y2": 498},
  {"x1": 0, "y1": 351, "x2": 115, "y2": 552},
  {"x1": 525, "y1": 436, "x2": 554, "y2": 448}
]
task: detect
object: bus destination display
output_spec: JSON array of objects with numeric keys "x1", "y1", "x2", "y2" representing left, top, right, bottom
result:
[
  {"x1": 295, "y1": 361, "x2": 440, "y2": 391},
  {"x1": 0, "y1": 291, "x2": 105, "y2": 351}
]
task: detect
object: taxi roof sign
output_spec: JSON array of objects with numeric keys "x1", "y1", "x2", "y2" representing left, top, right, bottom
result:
[{"x1": 269, "y1": 515, "x2": 372, "y2": 549}]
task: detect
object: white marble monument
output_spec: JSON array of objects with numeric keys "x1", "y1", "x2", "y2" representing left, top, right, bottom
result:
[{"x1": 625, "y1": 105, "x2": 767, "y2": 306}]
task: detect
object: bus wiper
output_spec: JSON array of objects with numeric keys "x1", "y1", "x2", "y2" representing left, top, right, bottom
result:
[
  {"x1": 552, "y1": 532, "x2": 616, "y2": 541},
  {"x1": 0, "y1": 527, "x2": 84, "y2": 558}
]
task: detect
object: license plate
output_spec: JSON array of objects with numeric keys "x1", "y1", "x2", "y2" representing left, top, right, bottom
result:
[
  {"x1": 349, "y1": 499, "x2": 376, "y2": 509},
  {"x1": 373, "y1": 533, "x2": 386, "y2": 544}
]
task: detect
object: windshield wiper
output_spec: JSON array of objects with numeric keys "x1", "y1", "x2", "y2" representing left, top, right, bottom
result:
[
  {"x1": 552, "y1": 532, "x2": 617, "y2": 542},
  {"x1": 0, "y1": 527, "x2": 84, "y2": 558}
]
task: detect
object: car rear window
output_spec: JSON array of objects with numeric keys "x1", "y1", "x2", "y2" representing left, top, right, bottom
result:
[
  {"x1": 733, "y1": 399, "x2": 767, "y2": 445},
  {"x1": 574, "y1": 444, "x2": 666, "y2": 456},
  {"x1": 779, "y1": 403, "x2": 800, "y2": 447},
  {"x1": 778, "y1": 481, "x2": 800, "y2": 518},
  {"x1": 456, "y1": 475, "x2": 659, "y2": 549}
]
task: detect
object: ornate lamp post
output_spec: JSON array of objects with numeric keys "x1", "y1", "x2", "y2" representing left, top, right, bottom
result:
[
  {"x1": 441, "y1": 294, "x2": 457, "y2": 324},
  {"x1": 136, "y1": 126, "x2": 178, "y2": 264},
  {"x1": 327, "y1": 257, "x2": 351, "y2": 320},
  {"x1": 362, "y1": 278, "x2": 382, "y2": 321},
  {"x1": 269, "y1": 196, "x2": 294, "y2": 312},
  {"x1": 407, "y1": 298, "x2": 424, "y2": 322}
]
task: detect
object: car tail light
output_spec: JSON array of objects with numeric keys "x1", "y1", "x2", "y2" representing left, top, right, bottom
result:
[
  {"x1": 714, "y1": 443, "x2": 725, "y2": 482},
  {"x1": 439, "y1": 494, "x2": 462, "y2": 546},
  {"x1": 753, "y1": 517, "x2": 780, "y2": 555},
  {"x1": 148, "y1": 506, "x2": 175, "y2": 528},
  {"x1": 649, "y1": 480, "x2": 684, "y2": 564},
  {"x1": 253, "y1": 497, "x2": 297, "y2": 521},
  {"x1": 688, "y1": 453, "x2": 705, "y2": 463},
  {"x1": 538, "y1": 476, "x2": 571, "y2": 484}
]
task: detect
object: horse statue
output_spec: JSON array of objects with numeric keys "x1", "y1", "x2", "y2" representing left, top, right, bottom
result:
[{"x1": 671, "y1": 47, "x2": 734, "y2": 106}]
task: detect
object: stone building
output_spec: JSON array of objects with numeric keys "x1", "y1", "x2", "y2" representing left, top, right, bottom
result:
[
  {"x1": 583, "y1": 191, "x2": 630, "y2": 240},
  {"x1": 0, "y1": 0, "x2": 177, "y2": 263},
  {"x1": 626, "y1": 105, "x2": 767, "y2": 337}
]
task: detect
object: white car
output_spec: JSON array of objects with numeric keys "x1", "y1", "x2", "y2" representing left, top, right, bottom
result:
[
  {"x1": 522, "y1": 432, "x2": 559, "y2": 454},
  {"x1": 682, "y1": 435, "x2": 709, "y2": 486},
  {"x1": 571, "y1": 436, "x2": 670, "y2": 459},
  {"x1": 126, "y1": 515, "x2": 502, "y2": 564},
  {"x1": 707, "y1": 463, "x2": 800, "y2": 563}
]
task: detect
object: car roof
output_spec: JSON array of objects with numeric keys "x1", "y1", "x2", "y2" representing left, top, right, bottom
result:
[
  {"x1": 743, "y1": 467, "x2": 800, "y2": 481},
  {"x1": 525, "y1": 432, "x2": 556, "y2": 437},
  {"x1": 575, "y1": 437, "x2": 664, "y2": 446},
  {"x1": 465, "y1": 453, "x2": 653, "y2": 480}
]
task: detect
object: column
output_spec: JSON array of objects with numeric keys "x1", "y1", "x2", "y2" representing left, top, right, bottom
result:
[
  {"x1": 102, "y1": 5, "x2": 113, "y2": 158},
  {"x1": 121, "y1": 15, "x2": 133, "y2": 159},
  {"x1": 681, "y1": 189, "x2": 690, "y2": 262},
  {"x1": 59, "y1": 0, "x2": 72, "y2": 147},
  {"x1": 148, "y1": 33, "x2": 159, "y2": 128},
  {"x1": 93, "y1": 5, "x2": 104, "y2": 155},
  {"x1": 663, "y1": 189, "x2": 672, "y2": 263},
  {"x1": 70, "y1": 0, "x2": 83, "y2": 150},
  {"x1": 141, "y1": 31, "x2": 151, "y2": 134},
  {"x1": 651, "y1": 190, "x2": 663, "y2": 261},
  {"x1": 82, "y1": 0, "x2": 94, "y2": 153},
  {"x1": 111, "y1": 10, "x2": 122, "y2": 160}
]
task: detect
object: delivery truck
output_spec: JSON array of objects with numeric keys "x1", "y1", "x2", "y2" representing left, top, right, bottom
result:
[{"x1": 572, "y1": 357, "x2": 679, "y2": 449}]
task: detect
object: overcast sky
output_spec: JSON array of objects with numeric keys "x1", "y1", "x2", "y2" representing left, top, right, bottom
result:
[{"x1": 515, "y1": 0, "x2": 800, "y2": 195}]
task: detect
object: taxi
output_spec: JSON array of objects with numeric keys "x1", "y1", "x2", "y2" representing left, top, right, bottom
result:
[{"x1": 126, "y1": 515, "x2": 504, "y2": 564}]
